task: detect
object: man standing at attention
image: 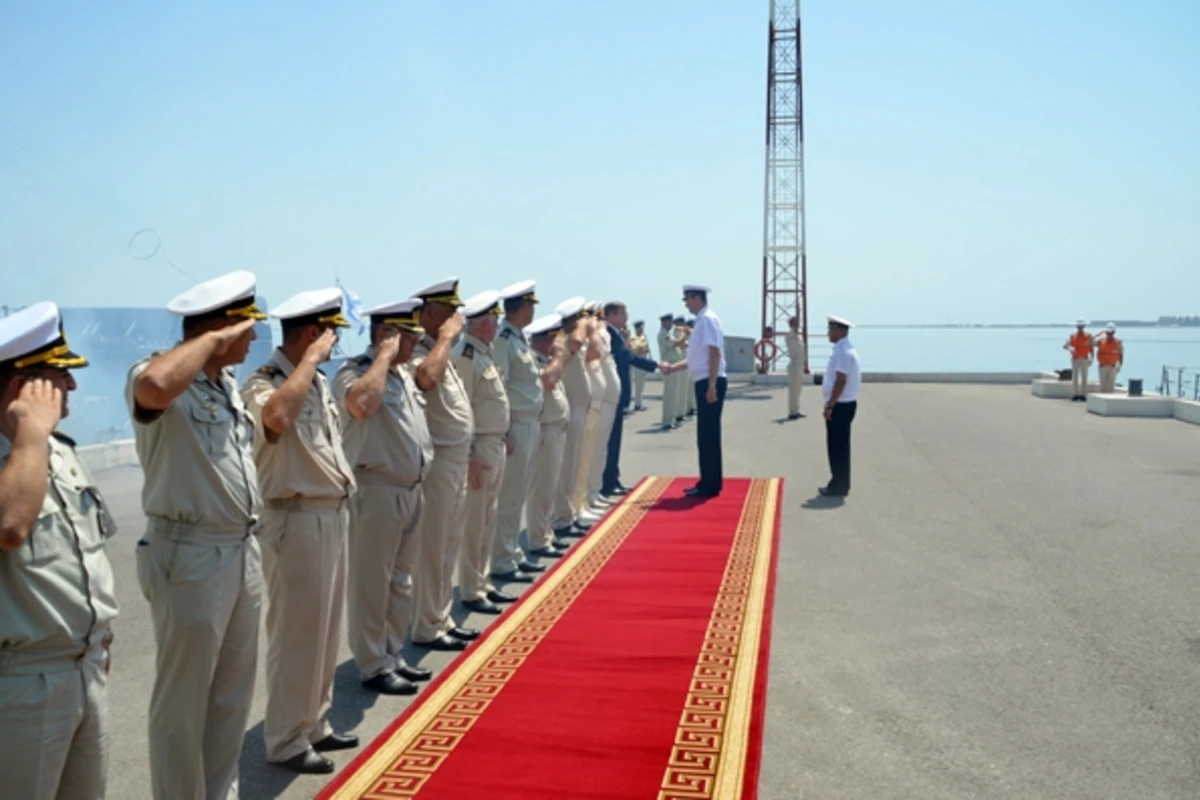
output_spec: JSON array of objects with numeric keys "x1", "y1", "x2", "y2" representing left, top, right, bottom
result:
[
  {"x1": 524, "y1": 313, "x2": 571, "y2": 559},
  {"x1": 241, "y1": 288, "x2": 359, "y2": 775},
  {"x1": 629, "y1": 320, "x2": 650, "y2": 411},
  {"x1": 1063, "y1": 319, "x2": 1094, "y2": 402},
  {"x1": 489, "y1": 281, "x2": 542, "y2": 590},
  {"x1": 1096, "y1": 323, "x2": 1123, "y2": 394},
  {"x1": 550, "y1": 297, "x2": 593, "y2": 539},
  {"x1": 657, "y1": 313, "x2": 679, "y2": 431},
  {"x1": 453, "y1": 290, "x2": 514, "y2": 612},
  {"x1": 334, "y1": 299, "x2": 433, "y2": 697},
  {"x1": 126, "y1": 271, "x2": 265, "y2": 799},
  {"x1": 0, "y1": 302, "x2": 119, "y2": 798},
  {"x1": 665, "y1": 285, "x2": 726, "y2": 498},
  {"x1": 820, "y1": 316, "x2": 861, "y2": 498},
  {"x1": 408, "y1": 278, "x2": 477, "y2": 651},
  {"x1": 786, "y1": 315, "x2": 805, "y2": 419}
]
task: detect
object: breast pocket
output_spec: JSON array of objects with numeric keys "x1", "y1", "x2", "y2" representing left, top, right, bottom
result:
[
  {"x1": 189, "y1": 404, "x2": 233, "y2": 457},
  {"x1": 14, "y1": 498, "x2": 75, "y2": 567}
]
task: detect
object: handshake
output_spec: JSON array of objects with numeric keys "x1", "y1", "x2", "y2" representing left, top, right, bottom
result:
[{"x1": 658, "y1": 360, "x2": 684, "y2": 375}]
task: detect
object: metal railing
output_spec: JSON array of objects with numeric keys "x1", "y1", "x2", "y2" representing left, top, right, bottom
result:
[{"x1": 1159, "y1": 366, "x2": 1200, "y2": 400}]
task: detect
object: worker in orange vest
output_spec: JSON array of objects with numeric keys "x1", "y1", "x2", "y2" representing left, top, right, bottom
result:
[
  {"x1": 1062, "y1": 319, "x2": 1094, "y2": 401},
  {"x1": 1096, "y1": 322, "x2": 1123, "y2": 393}
]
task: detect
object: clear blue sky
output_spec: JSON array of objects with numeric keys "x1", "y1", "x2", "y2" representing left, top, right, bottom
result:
[{"x1": 2, "y1": 0, "x2": 1197, "y2": 338}]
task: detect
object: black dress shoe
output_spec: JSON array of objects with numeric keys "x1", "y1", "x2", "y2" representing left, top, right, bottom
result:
[
  {"x1": 487, "y1": 589, "x2": 517, "y2": 603},
  {"x1": 279, "y1": 749, "x2": 334, "y2": 774},
  {"x1": 396, "y1": 664, "x2": 433, "y2": 682},
  {"x1": 685, "y1": 486, "x2": 719, "y2": 498},
  {"x1": 519, "y1": 561, "x2": 546, "y2": 573},
  {"x1": 362, "y1": 671, "x2": 418, "y2": 695},
  {"x1": 817, "y1": 486, "x2": 848, "y2": 497},
  {"x1": 463, "y1": 598, "x2": 502, "y2": 614},
  {"x1": 417, "y1": 634, "x2": 468, "y2": 651},
  {"x1": 313, "y1": 732, "x2": 359, "y2": 752},
  {"x1": 492, "y1": 569, "x2": 534, "y2": 583},
  {"x1": 552, "y1": 538, "x2": 571, "y2": 550},
  {"x1": 528, "y1": 546, "x2": 562, "y2": 558},
  {"x1": 448, "y1": 626, "x2": 479, "y2": 641}
]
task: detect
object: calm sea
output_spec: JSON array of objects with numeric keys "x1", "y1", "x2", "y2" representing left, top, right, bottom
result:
[{"x1": 800, "y1": 326, "x2": 1200, "y2": 393}]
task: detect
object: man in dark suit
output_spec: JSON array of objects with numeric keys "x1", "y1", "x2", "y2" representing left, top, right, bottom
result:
[{"x1": 600, "y1": 301, "x2": 661, "y2": 497}]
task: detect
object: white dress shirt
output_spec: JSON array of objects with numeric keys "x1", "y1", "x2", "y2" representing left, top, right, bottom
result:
[
  {"x1": 687, "y1": 306, "x2": 726, "y2": 382},
  {"x1": 822, "y1": 338, "x2": 861, "y2": 403}
]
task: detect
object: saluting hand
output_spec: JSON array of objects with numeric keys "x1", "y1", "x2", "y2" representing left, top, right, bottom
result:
[
  {"x1": 439, "y1": 312, "x2": 464, "y2": 342},
  {"x1": 7, "y1": 377, "x2": 63, "y2": 438},
  {"x1": 377, "y1": 327, "x2": 401, "y2": 359},
  {"x1": 209, "y1": 318, "x2": 257, "y2": 355},
  {"x1": 304, "y1": 329, "x2": 339, "y2": 366}
]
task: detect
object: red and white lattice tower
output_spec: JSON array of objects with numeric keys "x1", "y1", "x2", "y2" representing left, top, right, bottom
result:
[{"x1": 759, "y1": 0, "x2": 807, "y2": 372}]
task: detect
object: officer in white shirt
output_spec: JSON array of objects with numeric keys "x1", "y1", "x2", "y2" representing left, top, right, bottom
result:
[
  {"x1": 820, "y1": 315, "x2": 861, "y2": 497},
  {"x1": 665, "y1": 285, "x2": 726, "y2": 498}
]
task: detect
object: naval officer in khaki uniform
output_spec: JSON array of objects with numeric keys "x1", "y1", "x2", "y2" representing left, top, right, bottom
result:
[
  {"x1": 0, "y1": 302, "x2": 117, "y2": 800},
  {"x1": 572, "y1": 303, "x2": 607, "y2": 522},
  {"x1": 550, "y1": 297, "x2": 593, "y2": 536},
  {"x1": 126, "y1": 270, "x2": 266, "y2": 800},
  {"x1": 786, "y1": 315, "x2": 805, "y2": 419},
  {"x1": 490, "y1": 280, "x2": 545, "y2": 581},
  {"x1": 408, "y1": 278, "x2": 478, "y2": 650},
  {"x1": 675, "y1": 316, "x2": 693, "y2": 418},
  {"x1": 333, "y1": 300, "x2": 434, "y2": 696},
  {"x1": 657, "y1": 313, "x2": 679, "y2": 430},
  {"x1": 629, "y1": 320, "x2": 650, "y2": 411},
  {"x1": 524, "y1": 313, "x2": 572, "y2": 556},
  {"x1": 582, "y1": 305, "x2": 621, "y2": 512},
  {"x1": 240, "y1": 288, "x2": 358, "y2": 774},
  {"x1": 453, "y1": 291, "x2": 515, "y2": 608}
]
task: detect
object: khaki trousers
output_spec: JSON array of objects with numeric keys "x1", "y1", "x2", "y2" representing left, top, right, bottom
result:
[
  {"x1": 527, "y1": 420, "x2": 567, "y2": 550},
  {"x1": 552, "y1": 407, "x2": 589, "y2": 528},
  {"x1": 412, "y1": 444, "x2": 469, "y2": 642},
  {"x1": 633, "y1": 369, "x2": 646, "y2": 407},
  {"x1": 348, "y1": 480, "x2": 424, "y2": 680},
  {"x1": 675, "y1": 370, "x2": 689, "y2": 417},
  {"x1": 492, "y1": 418, "x2": 539, "y2": 576},
  {"x1": 572, "y1": 406, "x2": 601, "y2": 511},
  {"x1": 0, "y1": 646, "x2": 108, "y2": 800},
  {"x1": 788, "y1": 361, "x2": 803, "y2": 415},
  {"x1": 1099, "y1": 365, "x2": 1119, "y2": 393},
  {"x1": 461, "y1": 435, "x2": 506, "y2": 600},
  {"x1": 586, "y1": 400, "x2": 618, "y2": 503},
  {"x1": 260, "y1": 502, "x2": 349, "y2": 763},
  {"x1": 660, "y1": 370, "x2": 677, "y2": 426},
  {"x1": 136, "y1": 522, "x2": 263, "y2": 800},
  {"x1": 1072, "y1": 358, "x2": 1090, "y2": 396}
]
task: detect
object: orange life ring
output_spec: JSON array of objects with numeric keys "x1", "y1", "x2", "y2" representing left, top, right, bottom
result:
[{"x1": 753, "y1": 338, "x2": 778, "y2": 372}]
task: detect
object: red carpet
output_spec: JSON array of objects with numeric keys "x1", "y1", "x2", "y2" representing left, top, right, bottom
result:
[{"x1": 318, "y1": 476, "x2": 783, "y2": 800}]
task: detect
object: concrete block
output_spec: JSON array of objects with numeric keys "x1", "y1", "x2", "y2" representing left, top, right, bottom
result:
[
  {"x1": 1032, "y1": 379, "x2": 1102, "y2": 399},
  {"x1": 77, "y1": 439, "x2": 140, "y2": 473},
  {"x1": 1172, "y1": 399, "x2": 1200, "y2": 425},
  {"x1": 1087, "y1": 394, "x2": 1176, "y2": 418}
]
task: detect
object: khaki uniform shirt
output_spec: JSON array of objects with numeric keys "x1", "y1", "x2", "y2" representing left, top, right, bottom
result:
[
  {"x1": 241, "y1": 350, "x2": 355, "y2": 501},
  {"x1": 492, "y1": 320, "x2": 542, "y2": 423},
  {"x1": 453, "y1": 334, "x2": 510, "y2": 440},
  {"x1": 599, "y1": 327, "x2": 621, "y2": 404},
  {"x1": 332, "y1": 347, "x2": 433, "y2": 487},
  {"x1": 0, "y1": 432, "x2": 119, "y2": 666},
  {"x1": 411, "y1": 334, "x2": 474, "y2": 449},
  {"x1": 126, "y1": 355, "x2": 261, "y2": 528},
  {"x1": 786, "y1": 330, "x2": 805, "y2": 364},
  {"x1": 657, "y1": 328, "x2": 678, "y2": 362},
  {"x1": 536, "y1": 352, "x2": 570, "y2": 426},
  {"x1": 562, "y1": 343, "x2": 592, "y2": 411}
]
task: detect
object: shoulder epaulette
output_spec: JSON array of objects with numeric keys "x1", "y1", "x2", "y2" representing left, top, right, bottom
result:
[
  {"x1": 51, "y1": 430, "x2": 77, "y2": 448},
  {"x1": 462, "y1": 343, "x2": 475, "y2": 359},
  {"x1": 351, "y1": 355, "x2": 371, "y2": 366},
  {"x1": 257, "y1": 364, "x2": 284, "y2": 379},
  {"x1": 500, "y1": 328, "x2": 512, "y2": 339}
]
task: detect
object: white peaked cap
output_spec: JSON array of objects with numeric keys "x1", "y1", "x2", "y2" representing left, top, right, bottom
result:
[
  {"x1": 682, "y1": 284, "x2": 711, "y2": 294},
  {"x1": 827, "y1": 315, "x2": 853, "y2": 328},
  {"x1": 554, "y1": 296, "x2": 587, "y2": 318},
  {"x1": 524, "y1": 313, "x2": 563, "y2": 337},
  {"x1": 1076, "y1": 318, "x2": 1087, "y2": 326},
  {"x1": 166, "y1": 270, "x2": 264, "y2": 319},
  {"x1": 584, "y1": 300, "x2": 601, "y2": 313},
  {"x1": 0, "y1": 301, "x2": 88, "y2": 370},
  {"x1": 365, "y1": 299, "x2": 422, "y2": 317},
  {"x1": 412, "y1": 277, "x2": 463, "y2": 307},
  {"x1": 462, "y1": 289, "x2": 502, "y2": 319},
  {"x1": 499, "y1": 280, "x2": 538, "y2": 302},
  {"x1": 270, "y1": 287, "x2": 344, "y2": 321},
  {"x1": 1105, "y1": 322, "x2": 1116, "y2": 332}
]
